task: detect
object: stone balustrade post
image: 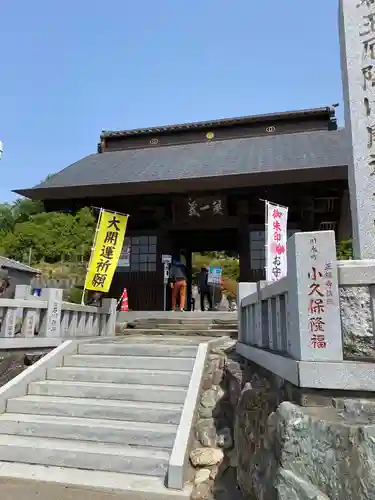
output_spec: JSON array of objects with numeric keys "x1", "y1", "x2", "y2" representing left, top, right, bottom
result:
[
  {"x1": 39, "y1": 288, "x2": 63, "y2": 338},
  {"x1": 237, "y1": 282, "x2": 257, "y2": 344},
  {"x1": 287, "y1": 231, "x2": 343, "y2": 361},
  {"x1": 101, "y1": 298, "x2": 117, "y2": 337}
]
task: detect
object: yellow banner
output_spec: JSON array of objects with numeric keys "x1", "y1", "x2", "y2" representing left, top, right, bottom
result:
[{"x1": 84, "y1": 210, "x2": 128, "y2": 293}]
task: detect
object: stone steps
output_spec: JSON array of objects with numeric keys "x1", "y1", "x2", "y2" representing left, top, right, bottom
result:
[
  {"x1": 63, "y1": 353, "x2": 195, "y2": 371},
  {"x1": 0, "y1": 434, "x2": 170, "y2": 476},
  {"x1": 7, "y1": 395, "x2": 183, "y2": 424},
  {"x1": 0, "y1": 462, "x2": 192, "y2": 499},
  {"x1": 47, "y1": 366, "x2": 192, "y2": 386},
  {"x1": 28, "y1": 379, "x2": 188, "y2": 404},
  {"x1": 120, "y1": 328, "x2": 238, "y2": 337},
  {"x1": 0, "y1": 413, "x2": 177, "y2": 448},
  {"x1": 78, "y1": 342, "x2": 198, "y2": 357},
  {"x1": 0, "y1": 333, "x2": 214, "y2": 497}
]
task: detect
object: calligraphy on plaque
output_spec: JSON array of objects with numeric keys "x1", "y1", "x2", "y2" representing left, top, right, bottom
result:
[{"x1": 174, "y1": 196, "x2": 227, "y2": 222}]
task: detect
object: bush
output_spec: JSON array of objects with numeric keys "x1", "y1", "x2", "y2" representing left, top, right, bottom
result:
[
  {"x1": 337, "y1": 239, "x2": 353, "y2": 260},
  {"x1": 67, "y1": 287, "x2": 83, "y2": 304}
]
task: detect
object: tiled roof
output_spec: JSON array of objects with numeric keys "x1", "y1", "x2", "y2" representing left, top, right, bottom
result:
[
  {"x1": 0, "y1": 256, "x2": 40, "y2": 274},
  {"x1": 15, "y1": 129, "x2": 349, "y2": 197},
  {"x1": 101, "y1": 106, "x2": 336, "y2": 138}
]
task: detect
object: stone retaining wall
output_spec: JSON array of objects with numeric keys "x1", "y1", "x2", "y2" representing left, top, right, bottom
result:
[
  {"x1": 190, "y1": 341, "x2": 375, "y2": 499},
  {"x1": 188, "y1": 339, "x2": 244, "y2": 500}
]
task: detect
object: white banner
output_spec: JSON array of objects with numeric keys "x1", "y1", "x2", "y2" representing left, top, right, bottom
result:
[{"x1": 265, "y1": 201, "x2": 288, "y2": 282}]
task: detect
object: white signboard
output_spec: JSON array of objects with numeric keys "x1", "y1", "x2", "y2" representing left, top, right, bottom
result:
[
  {"x1": 118, "y1": 238, "x2": 131, "y2": 267},
  {"x1": 163, "y1": 262, "x2": 170, "y2": 284},
  {"x1": 265, "y1": 201, "x2": 288, "y2": 282},
  {"x1": 207, "y1": 266, "x2": 222, "y2": 285},
  {"x1": 162, "y1": 254, "x2": 172, "y2": 264}
]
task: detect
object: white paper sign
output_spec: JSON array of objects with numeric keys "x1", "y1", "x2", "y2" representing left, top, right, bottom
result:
[
  {"x1": 162, "y1": 254, "x2": 172, "y2": 264},
  {"x1": 207, "y1": 266, "x2": 222, "y2": 285},
  {"x1": 118, "y1": 238, "x2": 131, "y2": 267},
  {"x1": 266, "y1": 202, "x2": 288, "y2": 282}
]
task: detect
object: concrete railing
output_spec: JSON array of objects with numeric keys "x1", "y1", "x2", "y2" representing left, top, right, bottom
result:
[
  {"x1": 238, "y1": 230, "x2": 344, "y2": 362},
  {"x1": 0, "y1": 285, "x2": 117, "y2": 340},
  {"x1": 237, "y1": 231, "x2": 375, "y2": 391},
  {"x1": 237, "y1": 230, "x2": 375, "y2": 391}
]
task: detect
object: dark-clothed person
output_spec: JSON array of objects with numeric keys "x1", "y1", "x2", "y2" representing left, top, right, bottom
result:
[{"x1": 198, "y1": 267, "x2": 213, "y2": 311}]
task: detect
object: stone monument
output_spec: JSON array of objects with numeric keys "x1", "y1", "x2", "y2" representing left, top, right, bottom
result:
[{"x1": 340, "y1": 0, "x2": 375, "y2": 258}]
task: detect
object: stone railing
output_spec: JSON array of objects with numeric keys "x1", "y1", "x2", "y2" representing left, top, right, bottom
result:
[
  {"x1": 237, "y1": 230, "x2": 375, "y2": 391},
  {"x1": 238, "y1": 230, "x2": 343, "y2": 362},
  {"x1": 0, "y1": 285, "x2": 117, "y2": 340}
]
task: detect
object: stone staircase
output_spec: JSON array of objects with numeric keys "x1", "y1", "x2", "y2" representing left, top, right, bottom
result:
[
  {"x1": 120, "y1": 314, "x2": 238, "y2": 338},
  {"x1": 0, "y1": 336, "x2": 207, "y2": 499}
]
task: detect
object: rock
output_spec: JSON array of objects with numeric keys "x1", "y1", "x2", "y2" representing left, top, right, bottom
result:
[
  {"x1": 277, "y1": 469, "x2": 330, "y2": 500},
  {"x1": 190, "y1": 448, "x2": 224, "y2": 467},
  {"x1": 209, "y1": 465, "x2": 219, "y2": 480},
  {"x1": 197, "y1": 418, "x2": 217, "y2": 448},
  {"x1": 201, "y1": 373, "x2": 213, "y2": 391},
  {"x1": 226, "y1": 362, "x2": 245, "y2": 407},
  {"x1": 199, "y1": 404, "x2": 215, "y2": 419},
  {"x1": 216, "y1": 427, "x2": 233, "y2": 449},
  {"x1": 212, "y1": 467, "x2": 240, "y2": 499},
  {"x1": 24, "y1": 354, "x2": 43, "y2": 366},
  {"x1": 191, "y1": 482, "x2": 212, "y2": 500},
  {"x1": 208, "y1": 353, "x2": 222, "y2": 363},
  {"x1": 253, "y1": 401, "x2": 375, "y2": 500},
  {"x1": 211, "y1": 340, "x2": 236, "y2": 355},
  {"x1": 0, "y1": 354, "x2": 27, "y2": 387},
  {"x1": 227, "y1": 448, "x2": 238, "y2": 468},
  {"x1": 212, "y1": 366, "x2": 224, "y2": 386},
  {"x1": 194, "y1": 468, "x2": 211, "y2": 485},
  {"x1": 200, "y1": 387, "x2": 224, "y2": 414},
  {"x1": 340, "y1": 286, "x2": 375, "y2": 356}
]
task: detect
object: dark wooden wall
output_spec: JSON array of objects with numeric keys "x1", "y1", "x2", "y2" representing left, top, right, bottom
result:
[{"x1": 103, "y1": 118, "x2": 332, "y2": 153}]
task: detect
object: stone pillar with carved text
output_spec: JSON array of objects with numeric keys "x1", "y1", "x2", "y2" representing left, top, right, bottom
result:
[{"x1": 340, "y1": 0, "x2": 375, "y2": 258}]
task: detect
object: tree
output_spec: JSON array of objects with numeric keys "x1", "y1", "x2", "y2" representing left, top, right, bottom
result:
[
  {"x1": 0, "y1": 208, "x2": 96, "y2": 264},
  {"x1": 12, "y1": 198, "x2": 44, "y2": 224},
  {"x1": 0, "y1": 203, "x2": 15, "y2": 234}
]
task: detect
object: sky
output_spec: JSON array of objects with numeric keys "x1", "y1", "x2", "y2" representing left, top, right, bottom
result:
[{"x1": 0, "y1": 0, "x2": 343, "y2": 203}]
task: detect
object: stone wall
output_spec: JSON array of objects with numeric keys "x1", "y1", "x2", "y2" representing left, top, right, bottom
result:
[
  {"x1": 190, "y1": 341, "x2": 375, "y2": 499},
  {"x1": 189, "y1": 339, "x2": 244, "y2": 500},
  {"x1": 231, "y1": 357, "x2": 375, "y2": 500},
  {"x1": 340, "y1": 285, "x2": 375, "y2": 357}
]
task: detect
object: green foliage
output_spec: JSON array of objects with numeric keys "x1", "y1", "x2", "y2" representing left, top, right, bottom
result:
[
  {"x1": 192, "y1": 253, "x2": 239, "y2": 299},
  {"x1": 192, "y1": 253, "x2": 240, "y2": 283},
  {"x1": 337, "y1": 239, "x2": 353, "y2": 260},
  {"x1": 0, "y1": 198, "x2": 95, "y2": 265},
  {"x1": 68, "y1": 287, "x2": 84, "y2": 304}
]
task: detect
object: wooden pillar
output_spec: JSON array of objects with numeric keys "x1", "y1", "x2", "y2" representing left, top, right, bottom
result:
[
  {"x1": 237, "y1": 200, "x2": 251, "y2": 282},
  {"x1": 155, "y1": 207, "x2": 173, "y2": 311},
  {"x1": 301, "y1": 196, "x2": 315, "y2": 231}
]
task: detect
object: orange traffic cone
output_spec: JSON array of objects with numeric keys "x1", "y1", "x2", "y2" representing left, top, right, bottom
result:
[{"x1": 120, "y1": 288, "x2": 129, "y2": 312}]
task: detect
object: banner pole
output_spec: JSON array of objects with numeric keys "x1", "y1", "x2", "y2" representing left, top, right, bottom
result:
[
  {"x1": 91, "y1": 207, "x2": 129, "y2": 217},
  {"x1": 264, "y1": 200, "x2": 269, "y2": 282},
  {"x1": 81, "y1": 208, "x2": 104, "y2": 305},
  {"x1": 259, "y1": 198, "x2": 288, "y2": 210}
]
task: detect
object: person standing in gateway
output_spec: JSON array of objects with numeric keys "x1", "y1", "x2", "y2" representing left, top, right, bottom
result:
[
  {"x1": 169, "y1": 259, "x2": 188, "y2": 311},
  {"x1": 198, "y1": 267, "x2": 213, "y2": 311}
]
